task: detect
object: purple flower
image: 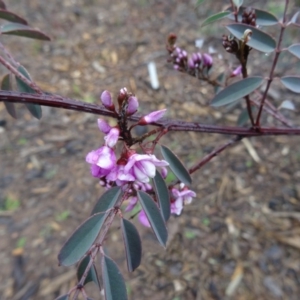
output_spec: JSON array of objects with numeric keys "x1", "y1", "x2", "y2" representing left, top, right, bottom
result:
[
  {"x1": 97, "y1": 119, "x2": 111, "y2": 134},
  {"x1": 202, "y1": 53, "x2": 213, "y2": 69},
  {"x1": 104, "y1": 127, "x2": 120, "y2": 148},
  {"x1": 171, "y1": 184, "x2": 196, "y2": 215},
  {"x1": 127, "y1": 96, "x2": 139, "y2": 115},
  {"x1": 106, "y1": 164, "x2": 135, "y2": 186},
  {"x1": 231, "y1": 65, "x2": 242, "y2": 77},
  {"x1": 138, "y1": 210, "x2": 151, "y2": 227},
  {"x1": 171, "y1": 198, "x2": 183, "y2": 215},
  {"x1": 124, "y1": 153, "x2": 169, "y2": 183},
  {"x1": 125, "y1": 196, "x2": 138, "y2": 212},
  {"x1": 138, "y1": 109, "x2": 167, "y2": 125},
  {"x1": 86, "y1": 146, "x2": 116, "y2": 170},
  {"x1": 100, "y1": 90, "x2": 115, "y2": 111}
]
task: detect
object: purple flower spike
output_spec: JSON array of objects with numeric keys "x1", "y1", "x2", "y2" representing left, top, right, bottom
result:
[
  {"x1": 127, "y1": 96, "x2": 139, "y2": 115},
  {"x1": 138, "y1": 210, "x2": 151, "y2": 227},
  {"x1": 231, "y1": 65, "x2": 242, "y2": 77},
  {"x1": 104, "y1": 127, "x2": 120, "y2": 148},
  {"x1": 203, "y1": 53, "x2": 213, "y2": 68},
  {"x1": 101, "y1": 90, "x2": 115, "y2": 111},
  {"x1": 138, "y1": 109, "x2": 167, "y2": 125},
  {"x1": 86, "y1": 146, "x2": 116, "y2": 170},
  {"x1": 97, "y1": 119, "x2": 111, "y2": 134}
]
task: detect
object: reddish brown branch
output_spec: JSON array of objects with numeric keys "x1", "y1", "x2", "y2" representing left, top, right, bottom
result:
[{"x1": 1, "y1": 91, "x2": 300, "y2": 137}]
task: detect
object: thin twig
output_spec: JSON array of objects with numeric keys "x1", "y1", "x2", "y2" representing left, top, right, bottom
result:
[{"x1": 255, "y1": 0, "x2": 289, "y2": 125}]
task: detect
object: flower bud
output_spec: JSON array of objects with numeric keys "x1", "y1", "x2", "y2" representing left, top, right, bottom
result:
[
  {"x1": 126, "y1": 96, "x2": 139, "y2": 115},
  {"x1": 203, "y1": 53, "x2": 213, "y2": 69},
  {"x1": 231, "y1": 65, "x2": 242, "y2": 77},
  {"x1": 138, "y1": 109, "x2": 167, "y2": 125},
  {"x1": 97, "y1": 118, "x2": 111, "y2": 134},
  {"x1": 100, "y1": 90, "x2": 115, "y2": 111}
]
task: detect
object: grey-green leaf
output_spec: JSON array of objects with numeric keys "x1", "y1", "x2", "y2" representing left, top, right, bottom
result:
[
  {"x1": 288, "y1": 44, "x2": 300, "y2": 59},
  {"x1": 201, "y1": 11, "x2": 230, "y2": 27},
  {"x1": 58, "y1": 212, "x2": 107, "y2": 266},
  {"x1": 227, "y1": 7, "x2": 278, "y2": 26},
  {"x1": 211, "y1": 76, "x2": 264, "y2": 107},
  {"x1": 153, "y1": 170, "x2": 170, "y2": 222},
  {"x1": 1, "y1": 23, "x2": 51, "y2": 40},
  {"x1": 15, "y1": 65, "x2": 42, "y2": 119},
  {"x1": 137, "y1": 191, "x2": 168, "y2": 247},
  {"x1": 226, "y1": 23, "x2": 276, "y2": 53},
  {"x1": 161, "y1": 145, "x2": 192, "y2": 185},
  {"x1": 233, "y1": 0, "x2": 243, "y2": 9},
  {"x1": 77, "y1": 255, "x2": 100, "y2": 288},
  {"x1": 91, "y1": 186, "x2": 122, "y2": 215},
  {"x1": 102, "y1": 255, "x2": 128, "y2": 300},
  {"x1": 121, "y1": 218, "x2": 142, "y2": 272},
  {"x1": 0, "y1": 9, "x2": 28, "y2": 24},
  {"x1": 2, "y1": 73, "x2": 17, "y2": 119},
  {"x1": 280, "y1": 76, "x2": 300, "y2": 93}
]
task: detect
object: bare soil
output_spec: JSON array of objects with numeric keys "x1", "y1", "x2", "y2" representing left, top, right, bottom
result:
[{"x1": 0, "y1": 1, "x2": 300, "y2": 299}]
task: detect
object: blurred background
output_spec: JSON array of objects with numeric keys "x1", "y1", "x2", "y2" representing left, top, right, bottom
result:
[{"x1": 0, "y1": 0, "x2": 300, "y2": 299}]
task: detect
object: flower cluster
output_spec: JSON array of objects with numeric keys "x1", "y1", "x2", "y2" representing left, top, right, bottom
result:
[
  {"x1": 86, "y1": 88, "x2": 196, "y2": 227},
  {"x1": 167, "y1": 33, "x2": 213, "y2": 78},
  {"x1": 86, "y1": 88, "x2": 168, "y2": 190}
]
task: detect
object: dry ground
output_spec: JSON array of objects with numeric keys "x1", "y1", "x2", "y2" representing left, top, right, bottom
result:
[{"x1": 0, "y1": 1, "x2": 300, "y2": 299}]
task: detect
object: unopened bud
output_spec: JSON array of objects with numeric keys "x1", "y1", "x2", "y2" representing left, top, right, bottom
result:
[
  {"x1": 100, "y1": 90, "x2": 115, "y2": 111},
  {"x1": 97, "y1": 118, "x2": 111, "y2": 134},
  {"x1": 127, "y1": 96, "x2": 139, "y2": 115},
  {"x1": 138, "y1": 109, "x2": 167, "y2": 125}
]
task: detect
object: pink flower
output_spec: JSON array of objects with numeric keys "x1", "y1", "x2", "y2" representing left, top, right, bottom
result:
[
  {"x1": 86, "y1": 146, "x2": 116, "y2": 170},
  {"x1": 124, "y1": 153, "x2": 169, "y2": 183},
  {"x1": 138, "y1": 210, "x2": 151, "y2": 227},
  {"x1": 104, "y1": 127, "x2": 120, "y2": 148},
  {"x1": 203, "y1": 53, "x2": 213, "y2": 69},
  {"x1": 171, "y1": 184, "x2": 196, "y2": 215},
  {"x1": 100, "y1": 90, "x2": 115, "y2": 111},
  {"x1": 171, "y1": 198, "x2": 183, "y2": 215},
  {"x1": 97, "y1": 119, "x2": 111, "y2": 134},
  {"x1": 138, "y1": 109, "x2": 167, "y2": 125},
  {"x1": 125, "y1": 196, "x2": 138, "y2": 212},
  {"x1": 127, "y1": 96, "x2": 139, "y2": 115},
  {"x1": 231, "y1": 65, "x2": 242, "y2": 77}
]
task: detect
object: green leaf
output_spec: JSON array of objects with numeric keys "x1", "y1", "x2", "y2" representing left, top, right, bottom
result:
[
  {"x1": 77, "y1": 255, "x2": 100, "y2": 288},
  {"x1": 226, "y1": 23, "x2": 276, "y2": 53},
  {"x1": 55, "y1": 295, "x2": 69, "y2": 300},
  {"x1": 280, "y1": 76, "x2": 300, "y2": 93},
  {"x1": 15, "y1": 65, "x2": 42, "y2": 119},
  {"x1": 214, "y1": 72, "x2": 226, "y2": 94},
  {"x1": 91, "y1": 187, "x2": 122, "y2": 215},
  {"x1": 137, "y1": 191, "x2": 168, "y2": 247},
  {"x1": 288, "y1": 44, "x2": 300, "y2": 59},
  {"x1": 1, "y1": 23, "x2": 51, "y2": 40},
  {"x1": 288, "y1": 11, "x2": 300, "y2": 26},
  {"x1": 0, "y1": 9, "x2": 28, "y2": 24},
  {"x1": 152, "y1": 170, "x2": 170, "y2": 222},
  {"x1": 58, "y1": 212, "x2": 107, "y2": 266},
  {"x1": 211, "y1": 76, "x2": 264, "y2": 107},
  {"x1": 227, "y1": 7, "x2": 278, "y2": 26},
  {"x1": 121, "y1": 219, "x2": 142, "y2": 272},
  {"x1": 201, "y1": 11, "x2": 230, "y2": 27},
  {"x1": 160, "y1": 145, "x2": 192, "y2": 185},
  {"x1": 102, "y1": 255, "x2": 128, "y2": 300},
  {"x1": 1, "y1": 73, "x2": 17, "y2": 119}
]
